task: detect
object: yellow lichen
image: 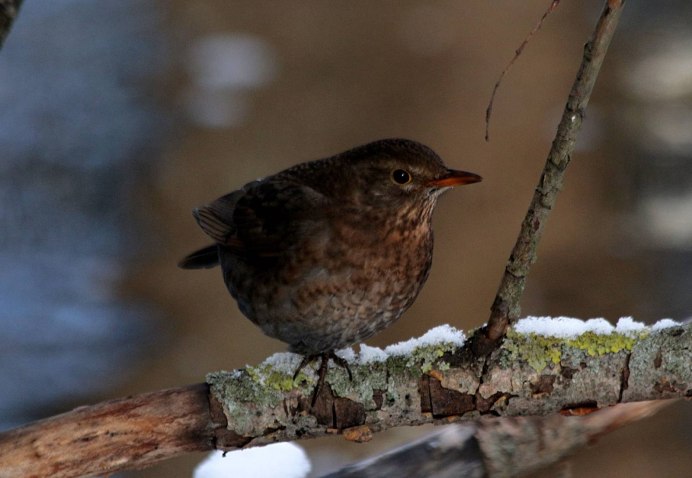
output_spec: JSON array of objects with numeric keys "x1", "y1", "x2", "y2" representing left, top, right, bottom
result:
[
  {"x1": 566, "y1": 331, "x2": 645, "y2": 356},
  {"x1": 245, "y1": 363, "x2": 309, "y2": 392},
  {"x1": 402, "y1": 342, "x2": 458, "y2": 373},
  {"x1": 505, "y1": 328, "x2": 648, "y2": 372}
]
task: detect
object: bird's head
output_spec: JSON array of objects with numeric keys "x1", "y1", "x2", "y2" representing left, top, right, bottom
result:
[{"x1": 335, "y1": 138, "x2": 482, "y2": 210}]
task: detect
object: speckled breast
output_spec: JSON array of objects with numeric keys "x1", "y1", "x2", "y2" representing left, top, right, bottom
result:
[{"x1": 221, "y1": 202, "x2": 436, "y2": 354}]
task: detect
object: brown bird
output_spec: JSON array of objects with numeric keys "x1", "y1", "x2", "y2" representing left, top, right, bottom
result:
[{"x1": 179, "y1": 138, "x2": 481, "y2": 402}]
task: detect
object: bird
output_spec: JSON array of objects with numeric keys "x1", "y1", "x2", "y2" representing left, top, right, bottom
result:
[{"x1": 179, "y1": 138, "x2": 481, "y2": 404}]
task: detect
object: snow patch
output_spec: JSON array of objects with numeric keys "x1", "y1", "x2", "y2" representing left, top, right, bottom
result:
[
  {"x1": 514, "y1": 316, "x2": 612, "y2": 339},
  {"x1": 651, "y1": 318, "x2": 682, "y2": 331},
  {"x1": 358, "y1": 344, "x2": 389, "y2": 364},
  {"x1": 255, "y1": 324, "x2": 466, "y2": 371},
  {"x1": 384, "y1": 324, "x2": 466, "y2": 356},
  {"x1": 194, "y1": 443, "x2": 311, "y2": 478},
  {"x1": 258, "y1": 352, "x2": 303, "y2": 376},
  {"x1": 515, "y1": 316, "x2": 681, "y2": 338},
  {"x1": 615, "y1": 316, "x2": 646, "y2": 335},
  {"x1": 335, "y1": 347, "x2": 357, "y2": 362}
]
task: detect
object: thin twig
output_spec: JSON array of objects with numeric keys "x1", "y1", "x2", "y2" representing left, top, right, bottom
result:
[
  {"x1": 475, "y1": 0, "x2": 627, "y2": 355},
  {"x1": 485, "y1": 0, "x2": 561, "y2": 141}
]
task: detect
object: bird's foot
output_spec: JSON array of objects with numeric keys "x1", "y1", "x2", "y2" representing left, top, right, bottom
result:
[{"x1": 293, "y1": 351, "x2": 353, "y2": 407}]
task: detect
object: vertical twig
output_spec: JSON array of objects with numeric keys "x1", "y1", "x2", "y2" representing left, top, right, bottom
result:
[{"x1": 474, "y1": 0, "x2": 627, "y2": 354}]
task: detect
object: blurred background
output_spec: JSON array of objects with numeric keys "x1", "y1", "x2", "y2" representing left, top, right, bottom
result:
[{"x1": 1, "y1": 0, "x2": 690, "y2": 476}]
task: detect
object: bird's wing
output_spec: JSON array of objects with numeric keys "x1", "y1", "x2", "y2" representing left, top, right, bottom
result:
[
  {"x1": 194, "y1": 179, "x2": 328, "y2": 258},
  {"x1": 193, "y1": 188, "x2": 247, "y2": 244}
]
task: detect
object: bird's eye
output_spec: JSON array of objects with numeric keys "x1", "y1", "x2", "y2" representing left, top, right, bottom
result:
[{"x1": 391, "y1": 169, "x2": 412, "y2": 185}]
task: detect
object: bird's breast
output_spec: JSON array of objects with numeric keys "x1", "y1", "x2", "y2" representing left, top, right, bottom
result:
[
  {"x1": 221, "y1": 201, "x2": 437, "y2": 352},
  {"x1": 326, "y1": 204, "x2": 435, "y2": 291}
]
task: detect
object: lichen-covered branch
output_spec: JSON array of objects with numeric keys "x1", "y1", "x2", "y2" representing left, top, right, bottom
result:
[
  {"x1": 479, "y1": 0, "x2": 627, "y2": 353},
  {"x1": 0, "y1": 321, "x2": 687, "y2": 478},
  {"x1": 209, "y1": 321, "x2": 689, "y2": 449}
]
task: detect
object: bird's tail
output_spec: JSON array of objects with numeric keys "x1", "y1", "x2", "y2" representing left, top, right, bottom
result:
[{"x1": 178, "y1": 245, "x2": 219, "y2": 269}]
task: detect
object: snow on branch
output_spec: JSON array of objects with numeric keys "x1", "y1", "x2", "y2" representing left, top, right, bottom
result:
[
  {"x1": 208, "y1": 318, "x2": 689, "y2": 450},
  {"x1": 0, "y1": 318, "x2": 688, "y2": 477}
]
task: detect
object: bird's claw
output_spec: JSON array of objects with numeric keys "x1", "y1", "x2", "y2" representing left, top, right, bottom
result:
[{"x1": 293, "y1": 351, "x2": 353, "y2": 407}]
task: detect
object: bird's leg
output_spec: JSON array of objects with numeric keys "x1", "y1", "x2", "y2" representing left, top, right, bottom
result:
[
  {"x1": 327, "y1": 351, "x2": 353, "y2": 381},
  {"x1": 292, "y1": 354, "x2": 317, "y2": 381},
  {"x1": 312, "y1": 354, "x2": 331, "y2": 407},
  {"x1": 293, "y1": 351, "x2": 353, "y2": 407}
]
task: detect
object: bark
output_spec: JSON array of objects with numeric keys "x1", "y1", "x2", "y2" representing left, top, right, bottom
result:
[
  {"x1": 0, "y1": 322, "x2": 687, "y2": 477},
  {"x1": 208, "y1": 322, "x2": 690, "y2": 448},
  {"x1": 0, "y1": 384, "x2": 216, "y2": 478}
]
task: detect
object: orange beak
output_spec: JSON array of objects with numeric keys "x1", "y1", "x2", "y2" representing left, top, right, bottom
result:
[{"x1": 427, "y1": 169, "x2": 482, "y2": 188}]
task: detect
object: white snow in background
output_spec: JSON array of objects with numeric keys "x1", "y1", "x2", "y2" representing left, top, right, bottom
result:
[
  {"x1": 182, "y1": 89, "x2": 250, "y2": 129},
  {"x1": 642, "y1": 190, "x2": 692, "y2": 249},
  {"x1": 624, "y1": 34, "x2": 692, "y2": 101},
  {"x1": 515, "y1": 316, "x2": 681, "y2": 338},
  {"x1": 188, "y1": 34, "x2": 276, "y2": 90},
  {"x1": 184, "y1": 33, "x2": 277, "y2": 128},
  {"x1": 194, "y1": 443, "x2": 311, "y2": 478},
  {"x1": 384, "y1": 324, "x2": 466, "y2": 356}
]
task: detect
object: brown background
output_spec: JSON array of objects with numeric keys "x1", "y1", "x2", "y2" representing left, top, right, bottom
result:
[{"x1": 106, "y1": 1, "x2": 689, "y2": 476}]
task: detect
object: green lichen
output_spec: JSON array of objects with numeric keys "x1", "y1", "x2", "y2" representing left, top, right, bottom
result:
[
  {"x1": 245, "y1": 363, "x2": 309, "y2": 392},
  {"x1": 207, "y1": 370, "x2": 282, "y2": 408},
  {"x1": 206, "y1": 370, "x2": 286, "y2": 435},
  {"x1": 504, "y1": 329, "x2": 649, "y2": 372},
  {"x1": 437, "y1": 361, "x2": 451, "y2": 371},
  {"x1": 504, "y1": 330, "x2": 564, "y2": 372},
  {"x1": 389, "y1": 341, "x2": 461, "y2": 373},
  {"x1": 328, "y1": 361, "x2": 387, "y2": 407},
  {"x1": 565, "y1": 331, "x2": 646, "y2": 356}
]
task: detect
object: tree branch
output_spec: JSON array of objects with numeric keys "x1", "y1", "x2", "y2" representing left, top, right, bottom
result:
[
  {"x1": 3, "y1": 320, "x2": 686, "y2": 477},
  {"x1": 477, "y1": 0, "x2": 627, "y2": 354},
  {"x1": 0, "y1": 384, "x2": 217, "y2": 477},
  {"x1": 208, "y1": 321, "x2": 689, "y2": 449}
]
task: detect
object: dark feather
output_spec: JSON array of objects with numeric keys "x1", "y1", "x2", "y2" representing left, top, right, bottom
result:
[
  {"x1": 178, "y1": 245, "x2": 219, "y2": 269},
  {"x1": 193, "y1": 190, "x2": 244, "y2": 244},
  {"x1": 191, "y1": 179, "x2": 328, "y2": 259}
]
